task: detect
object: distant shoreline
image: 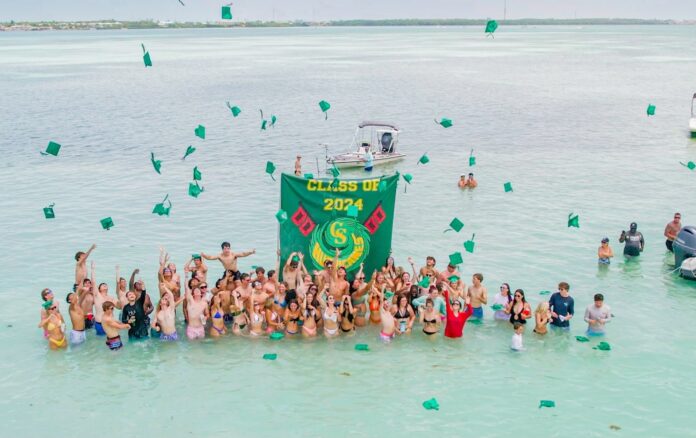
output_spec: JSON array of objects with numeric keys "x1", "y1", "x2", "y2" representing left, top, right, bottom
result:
[{"x1": 1, "y1": 18, "x2": 694, "y2": 32}]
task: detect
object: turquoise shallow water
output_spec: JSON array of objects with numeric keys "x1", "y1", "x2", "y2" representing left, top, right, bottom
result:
[{"x1": 1, "y1": 25, "x2": 696, "y2": 437}]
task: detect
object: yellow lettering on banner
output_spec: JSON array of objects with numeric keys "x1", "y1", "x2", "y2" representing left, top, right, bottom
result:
[
  {"x1": 362, "y1": 179, "x2": 379, "y2": 191},
  {"x1": 330, "y1": 222, "x2": 347, "y2": 245},
  {"x1": 348, "y1": 181, "x2": 358, "y2": 192},
  {"x1": 338, "y1": 181, "x2": 348, "y2": 192},
  {"x1": 307, "y1": 180, "x2": 317, "y2": 191}
]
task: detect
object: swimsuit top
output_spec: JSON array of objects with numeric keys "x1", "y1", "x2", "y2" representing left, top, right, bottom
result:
[
  {"x1": 369, "y1": 299, "x2": 380, "y2": 311},
  {"x1": 510, "y1": 303, "x2": 528, "y2": 322},
  {"x1": 424, "y1": 317, "x2": 437, "y2": 324},
  {"x1": 274, "y1": 298, "x2": 287, "y2": 308},
  {"x1": 324, "y1": 308, "x2": 338, "y2": 322},
  {"x1": 213, "y1": 310, "x2": 222, "y2": 319},
  {"x1": 252, "y1": 313, "x2": 263, "y2": 323},
  {"x1": 288, "y1": 312, "x2": 300, "y2": 323},
  {"x1": 395, "y1": 307, "x2": 409, "y2": 319}
]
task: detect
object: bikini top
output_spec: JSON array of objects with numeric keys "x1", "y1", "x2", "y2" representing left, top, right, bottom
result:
[
  {"x1": 395, "y1": 307, "x2": 409, "y2": 319},
  {"x1": 213, "y1": 310, "x2": 222, "y2": 319},
  {"x1": 324, "y1": 308, "x2": 338, "y2": 322}
]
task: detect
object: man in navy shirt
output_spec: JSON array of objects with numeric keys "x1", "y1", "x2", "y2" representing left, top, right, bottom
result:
[{"x1": 549, "y1": 282, "x2": 574, "y2": 329}]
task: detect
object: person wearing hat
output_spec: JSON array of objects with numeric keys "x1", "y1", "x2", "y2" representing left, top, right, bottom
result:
[
  {"x1": 598, "y1": 237, "x2": 614, "y2": 265},
  {"x1": 664, "y1": 213, "x2": 682, "y2": 252},
  {"x1": 185, "y1": 254, "x2": 208, "y2": 284},
  {"x1": 619, "y1": 223, "x2": 644, "y2": 258},
  {"x1": 282, "y1": 251, "x2": 308, "y2": 290}
]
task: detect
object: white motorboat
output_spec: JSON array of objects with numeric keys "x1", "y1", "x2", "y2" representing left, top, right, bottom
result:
[
  {"x1": 327, "y1": 121, "x2": 406, "y2": 169},
  {"x1": 690, "y1": 93, "x2": 696, "y2": 137}
]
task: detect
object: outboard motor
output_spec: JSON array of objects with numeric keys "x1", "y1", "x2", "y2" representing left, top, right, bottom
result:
[
  {"x1": 673, "y1": 226, "x2": 696, "y2": 278},
  {"x1": 380, "y1": 132, "x2": 393, "y2": 153}
]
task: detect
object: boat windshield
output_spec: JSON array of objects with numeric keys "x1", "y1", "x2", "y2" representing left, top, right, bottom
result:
[
  {"x1": 352, "y1": 125, "x2": 399, "y2": 154},
  {"x1": 692, "y1": 93, "x2": 696, "y2": 116}
]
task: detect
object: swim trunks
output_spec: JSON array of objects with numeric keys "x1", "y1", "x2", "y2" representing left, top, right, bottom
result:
[
  {"x1": 598, "y1": 257, "x2": 610, "y2": 265},
  {"x1": 84, "y1": 313, "x2": 95, "y2": 330},
  {"x1": 160, "y1": 331, "x2": 179, "y2": 341},
  {"x1": 106, "y1": 335, "x2": 123, "y2": 350},
  {"x1": 380, "y1": 331, "x2": 395, "y2": 341},
  {"x1": 70, "y1": 329, "x2": 86, "y2": 345},
  {"x1": 472, "y1": 306, "x2": 483, "y2": 319},
  {"x1": 94, "y1": 322, "x2": 106, "y2": 336},
  {"x1": 666, "y1": 239, "x2": 674, "y2": 252},
  {"x1": 186, "y1": 325, "x2": 205, "y2": 340},
  {"x1": 586, "y1": 328, "x2": 605, "y2": 336}
]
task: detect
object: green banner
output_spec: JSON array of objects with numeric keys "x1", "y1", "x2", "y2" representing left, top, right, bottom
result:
[{"x1": 279, "y1": 173, "x2": 398, "y2": 279}]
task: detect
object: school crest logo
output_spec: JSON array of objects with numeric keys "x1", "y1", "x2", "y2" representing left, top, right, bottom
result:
[{"x1": 309, "y1": 218, "x2": 371, "y2": 272}]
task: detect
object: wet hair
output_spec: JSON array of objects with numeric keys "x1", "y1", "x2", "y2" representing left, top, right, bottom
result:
[
  {"x1": 102, "y1": 302, "x2": 115, "y2": 312},
  {"x1": 288, "y1": 299, "x2": 299, "y2": 310},
  {"x1": 82, "y1": 278, "x2": 91, "y2": 285},
  {"x1": 286, "y1": 289, "x2": 297, "y2": 303},
  {"x1": 98, "y1": 282, "x2": 107, "y2": 292},
  {"x1": 473, "y1": 273, "x2": 483, "y2": 282},
  {"x1": 426, "y1": 256, "x2": 436, "y2": 263},
  {"x1": 514, "y1": 289, "x2": 527, "y2": 303},
  {"x1": 255, "y1": 266, "x2": 265, "y2": 275},
  {"x1": 268, "y1": 269, "x2": 276, "y2": 279},
  {"x1": 500, "y1": 283, "x2": 512, "y2": 302},
  {"x1": 513, "y1": 322, "x2": 523, "y2": 330},
  {"x1": 384, "y1": 256, "x2": 394, "y2": 267},
  {"x1": 66, "y1": 292, "x2": 74, "y2": 303},
  {"x1": 74, "y1": 251, "x2": 84, "y2": 261},
  {"x1": 221, "y1": 241, "x2": 231, "y2": 249},
  {"x1": 41, "y1": 288, "x2": 52, "y2": 301},
  {"x1": 594, "y1": 293, "x2": 604, "y2": 302},
  {"x1": 409, "y1": 285, "x2": 419, "y2": 299},
  {"x1": 188, "y1": 278, "x2": 197, "y2": 289},
  {"x1": 397, "y1": 294, "x2": 408, "y2": 307},
  {"x1": 215, "y1": 279, "x2": 223, "y2": 288},
  {"x1": 558, "y1": 282, "x2": 570, "y2": 292},
  {"x1": 338, "y1": 266, "x2": 347, "y2": 274},
  {"x1": 240, "y1": 273, "x2": 250, "y2": 281}
]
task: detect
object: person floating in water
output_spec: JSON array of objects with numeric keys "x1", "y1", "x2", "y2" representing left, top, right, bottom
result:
[
  {"x1": 664, "y1": 213, "x2": 682, "y2": 253},
  {"x1": 598, "y1": 237, "x2": 614, "y2": 265},
  {"x1": 619, "y1": 222, "x2": 644, "y2": 258}
]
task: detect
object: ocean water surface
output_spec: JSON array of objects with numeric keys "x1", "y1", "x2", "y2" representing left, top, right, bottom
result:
[{"x1": 1, "y1": 25, "x2": 696, "y2": 437}]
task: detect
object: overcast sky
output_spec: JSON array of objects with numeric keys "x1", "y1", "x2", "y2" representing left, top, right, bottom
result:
[{"x1": 2, "y1": 0, "x2": 695, "y2": 22}]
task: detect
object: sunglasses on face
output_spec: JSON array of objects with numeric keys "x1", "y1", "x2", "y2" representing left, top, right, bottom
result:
[
  {"x1": 515, "y1": 294, "x2": 522, "y2": 298},
  {"x1": 200, "y1": 285, "x2": 208, "y2": 289}
]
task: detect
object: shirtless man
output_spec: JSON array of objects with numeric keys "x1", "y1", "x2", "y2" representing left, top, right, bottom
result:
[
  {"x1": 458, "y1": 175, "x2": 468, "y2": 189},
  {"x1": 201, "y1": 242, "x2": 255, "y2": 282},
  {"x1": 233, "y1": 273, "x2": 254, "y2": 302},
  {"x1": 263, "y1": 270, "x2": 279, "y2": 295},
  {"x1": 664, "y1": 213, "x2": 682, "y2": 253},
  {"x1": 294, "y1": 155, "x2": 302, "y2": 176},
  {"x1": 115, "y1": 266, "x2": 128, "y2": 302},
  {"x1": 254, "y1": 267, "x2": 267, "y2": 284},
  {"x1": 76, "y1": 277, "x2": 95, "y2": 329},
  {"x1": 91, "y1": 263, "x2": 121, "y2": 336},
  {"x1": 101, "y1": 302, "x2": 130, "y2": 350},
  {"x1": 314, "y1": 258, "x2": 334, "y2": 292},
  {"x1": 418, "y1": 256, "x2": 439, "y2": 287},
  {"x1": 74, "y1": 243, "x2": 96, "y2": 290},
  {"x1": 466, "y1": 173, "x2": 478, "y2": 188},
  {"x1": 467, "y1": 273, "x2": 487, "y2": 320},
  {"x1": 438, "y1": 263, "x2": 461, "y2": 283},
  {"x1": 184, "y1": 280, "x2": 208, "y2": 340},
  {"x1": 66, "y1": 292, "x2": 86, "y2": 345},
  {"x1": 328, "y1": 249, "x2": 349, "y2": 301},
  {"x1": 282, "y1": 252, "x2": 308, "y2": 290},
  {"x1": 185, "y1": 255, "x2": 208, "y2": 284},
  {"x1": 159, "y1": 248, "x2": 181, "y2": 299}
]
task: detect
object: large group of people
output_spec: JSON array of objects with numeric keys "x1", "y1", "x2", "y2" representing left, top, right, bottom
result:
[{"x1": 38, "y1": 241, "x2": 614, "y2": 352}]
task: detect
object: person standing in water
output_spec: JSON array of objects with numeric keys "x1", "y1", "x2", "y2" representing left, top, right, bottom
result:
[
  {"x1": 664, "y1": 213, "x2": 682, "y2": 253},
  {"x1": 466, "y1": 173, "x2": 478, "y2": 188},
  {"x1": 101, "y1": 302, "x2": 130, "y2": 350},
  {"x1": 39, "y1": 301, "x2": 66, "y2": 350},
  {"x1": 598, "y1": 237, "x2": 614, "y2": 265},
  {"x1": 510, "y1": 322, "x2": 524, "y2": 351},
  {"x1": 458, "y1": 175, "x2": 468, "y2": 188},
  {"x1": 153, "y1": 284, "x2": 184, "y2": 341},
  {"x1": 294, "y1": 155, "x2": 302, "y2": 176},
  {"x1": 467, "y1": 273, "x2": 488, "y2": 320},
  {"x1": 66, "y1": 292, "x2": 86, "y2": 345},
  {"x1": 442, "y1": 287, "x2": 473, "y2": 339},
  {"x1": 549, "y1": 282, "x2": 574, "y2": 330},
  {"x1": 74, "y1": 243, "x2": 96, "y2": 290},
  {"x1": 584, "y1": 293, "x2": 611, "y2": 336},
  {"x1": 619, "y1": 222, "x2": 644, "y2": 258},
  {"x1": 121, "y1": 285, "x2": 149, "y2": 340}
]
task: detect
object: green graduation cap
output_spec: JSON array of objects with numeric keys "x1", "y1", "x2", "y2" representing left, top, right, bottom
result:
[
  {"x1": 275, "y1": 209, "x2": 288, "y2": 223},
  {"x1": 346, "y1": 205, "x2": 359, "y2": 218},
  {"x1": 445, "y1": 217, "x2": 464, "y2": 233},
  {"x1": 355, "y1": 343, "x2": 369, "y2": 351},
  {"x1": 464, "y1": 234, "x2": 476, "y2": 253},
  {"x1": 646, "y1": 104, "x2": 655, "y2": 116},
  {"x1": 188, "y1": 181, "x2": 204, "y2": 198},
  {"x1": 194, "y1": 124, "x2": 206, "y2": 139},
  {"x1": 261, "y1": 119, "x2": 268, "y2": 130},
  {"x1": 330, "y1": 166, "x2": 341, "y2": 178},
  {"x1": 192, "y1": 253, "x2": 201, "y2": 260},
  {"x1": 221, "y1": 5, "x2": 232, "y2": 19},
  {"x1": 226, "y1": 102, "x2": 241, "y2": 117},
  {"x1": 575, "y1": 335, "x2": 590, "y2": 343},
  {"x1": 43, "y1": 203, "x2": 55, "y2": 219},
  {"x1": 269, "y1": 331, "x2": 284, "y2": 340},
  {"x1": 448, "y1": 251, "x2": 463, "y2": 266},
  {"x1": 418, "y1": 276, "x2": 431, "y2": 288},
  {"x1": 422, "y1": 398, "x2": 440, "y2": 411},
  {"x1": 42, "y1": 300, "x2": 53, "y2": 310},
  {"x1": 468, "y1": 318, "x2": 482, "y2": 325},
  {"x1": 435, "y1": 118, "x2": 453, "y2": 128},
  {"x1": 539, "y1": 290, "x2": 551, "y2": 295},
  {"x1": 270, "y1": 115, "x2": 277, "y2": 126},
  {"x1": 41, "y1": 141, "x2": 61, "y2": 156},
  {"x1": 448, "y1": 275, "x2": 460, "y2": 283},
  {"x1": 182, "y1": 145, "x2": 196, "y2": 160},
  {"x1": 291, "y1": 255, "x2": 300, "y2": 263},
  {"x1": 266, "y1": 161, "x2": 277, "y2": 181},
  {"x1": 469, "y1": 149, "x2": 476, "y2": 166},
  {"x1": 262, "y1": 353, "x2": 277, "y2": 360},
  {"x1": 568, "y1": 213, "x2": 580, "y2": 228},
  {"x1": 304, "y1": 173, "x2": 314, "y2": 179},
  {"x1": 141, "y1": 43, "x2": 152, "y2": 67},
  {"x1": 330, "y1": 178, "x2": 340, "y2": 189},
  {"x1": 485, "y1": 20, "x2": 498, "y2": 35},
  {"x1": 150, "y1": 152, "x2": 162, "y2": 174},
  {"x1": 378, "y1": 179, "x2": 387, "y2": 192},
  {"x1": 418, "y1": 153, "x2": 430, "y2": 165},
  {"x1": 593, "y1": 341, "x2": 611, "y2": 351},
  {"x1": 152, "y1": 194, "x2": 172, "y2": 216},
  {"x1": 504, "y1": 182, "x2": 513, "y2": 193},
  {"x1": 319, "y1": 100, "x2": 331, "y2": 119},
  {"x1": 491, "y1": 304, "x2": 503, "y2": 311},
  {"x1": 539, "y1": 400, "x2": 555, "y2": 409},
  {"x1": 193, "y1": 166, "x2": 202, "y2": 181},
  {"x1": 681, "y1": 161, "x2": 696, "y2": 170},
  {"x1": 100, "y1": 217, "x2": 114, "y2": 230}
]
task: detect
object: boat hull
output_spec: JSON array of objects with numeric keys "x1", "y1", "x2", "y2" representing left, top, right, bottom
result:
[{"x1": 328, "y1": 153, "x2": 406, "y2": 169}]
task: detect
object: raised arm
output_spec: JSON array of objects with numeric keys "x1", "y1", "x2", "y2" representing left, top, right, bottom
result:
[
  {"x1": 129, "y1": 269, "x2": 139, "y2": 292},
  {"x1": 331, "y1": 249, "x2": 340, "y2": 283},
  {"x1": 298, "y1": 252, "x2": 309, "y2": 276},
  {"x1": 201, "y1": 252, "x2": 219, "y2": 261},
  {"x1": 236, "y1": 249, "x2": 256, "y2": 258},
  {"x1": 83, "y1": 243, "x2": 96, "y2": 263},
  {"x1": 408, "y1": 258, "x2": 418, "y2": 282}
]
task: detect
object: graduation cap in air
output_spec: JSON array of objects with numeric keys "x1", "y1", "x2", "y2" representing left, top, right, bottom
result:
[
  {"x1": 304, "y1": 173, "x2": 314, "y2": 179},
  {"x1": 464, "y1": 234, "x2": 476, "y2": 253},
  {"x1": 680, "y1": 161, "x2": 695, "y2": 170},
  {"x1": 41, "y1": 141, "x2": 61, "y2": 156},
  {"x1": 152, "y1": 194, "x2": 172, "y2": 216},
  {"x1": 262, "y1": 353, "x2": 277, "y2": 360},
  {"x1": 402, "y1": 173, "x2": 413, "y2": 192},
  {"x1": 182, "y1": 146, "x2": 196, "y2": 160},
  {"x1": 141, "y1": 43, "x2": 152, "y2": 67},
  {"x1": 568, "y1": 213, "x2": 579, "y2": 228},
  {"x1": 194, "y1": 125, "x2": 205, "y2": 139},
  {"x1": 266, "y1": 161, "x2": 277, "y2": 181},
  {"x1": 646, "y1": 104, "x2": 656, "y2": 116},
  {"x1": 469, "y1": 149, "x2": 476, "y2": 166},
  {"x1": 150, "y1": 152, "x2": 162, "y2": 174},
  {"x1": 193, "y1": 166, "x2": 202, "y2": 181},
  {"x1": 43, "y1": 203, "x2": 55, "y2": 219},
  {"x1": 417, "y1": 276, "x2": 430, "y2": 288},
  {"x1": 188, "y1": 181, "x2": 204, "y2": 198},
  {"x1": 418, "y1": 153, "x2": 429, "y2": 165},
  {"x1": 485, "y1": 20, "x2": 498, "y2": 36},
  {"x1": 503, "y1": 182, "x2": 513, "y2": 192},
  {"x1": 100, "y1": 217, "x2": 114, "y2": 230},
  {"x1": 275, "y1": 209, "x2": 288, "y2": 223},
  {"x1": 445, "y1": 218, "x2": 464, "y2": 233},
  {"x1": 319, "y1": 100, "x2": 331, "y2": 119},
  {"x1": 346, "y1": 205, "x2": 359, "y2": 218},
  {"x1": 221, "y1": 5, "x2": 232, "y2": 20},
  {"x1": 435, "y1": 118, "x2": 452, "y2": 128},
  {"x1": 330, "y1": 166, "x2": 340, "y2": 178},
  {"x1": 449, "y1": 251, "x2": 463, "y2": 266},
  {"x1": 226, "y1": 102, "x2": 241, "y2": 117}
]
